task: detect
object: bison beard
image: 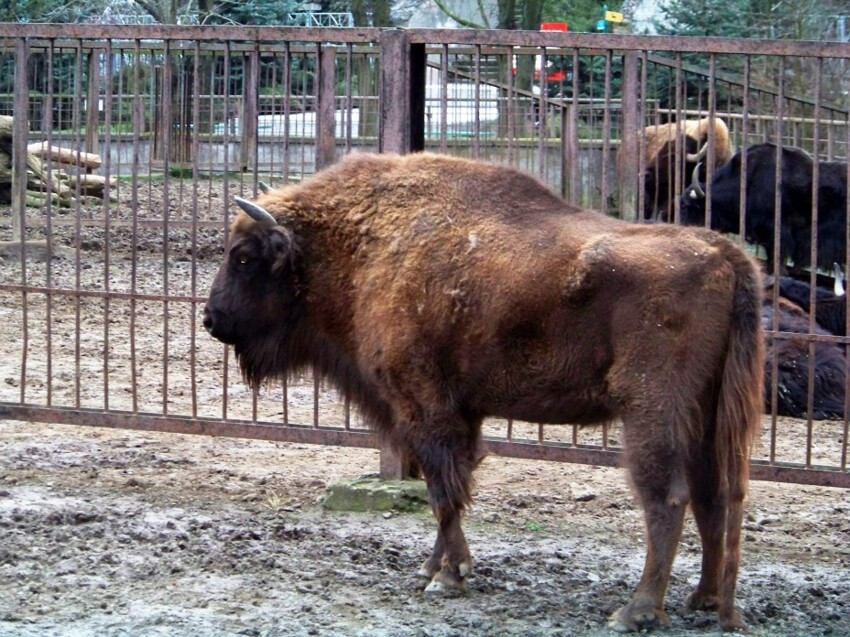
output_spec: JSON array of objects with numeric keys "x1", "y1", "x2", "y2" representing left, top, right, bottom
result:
[{"x1": 203, "y1": 152, "x2": 764, "y2": 633}]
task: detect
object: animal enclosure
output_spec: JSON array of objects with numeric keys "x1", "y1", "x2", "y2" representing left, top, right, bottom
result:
[{"x1": 1, "y1": 24, "x2": 849, "y2": 488}]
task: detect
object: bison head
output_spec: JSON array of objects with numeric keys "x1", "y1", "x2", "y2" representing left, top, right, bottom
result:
[
  {"x1": 203, "y1": 197, "x2": 303, "y2": 386},
  {"x1": 677, "y1": 163, "x2": 708, "y2": 226}
]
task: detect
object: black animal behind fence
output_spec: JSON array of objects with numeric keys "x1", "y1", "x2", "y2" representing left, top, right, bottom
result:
[{"x1": 679, "y1": 142, "x2": 849, "y2": 274}]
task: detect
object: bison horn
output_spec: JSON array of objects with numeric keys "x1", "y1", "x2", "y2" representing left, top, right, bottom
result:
[
  {"x1": 685, "y1": 141, "x2": 709, "y2": 163},
  {"x1": 690, "y1": 162, "x2": 706, "y2": 198},
  {"x1": 258, "y1": 181, "x2": 272, "y2": 194},
  {"x1": 833, "y1": 262, "x2": 845, "y2": 297},
  {"x1": 235, "y1": 196, "x2": 278, "y2": 226}
]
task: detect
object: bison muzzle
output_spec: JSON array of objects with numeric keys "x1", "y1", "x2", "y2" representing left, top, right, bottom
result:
[{"x1": 204, "y1": 152, "x2": 764, "y2": 633}]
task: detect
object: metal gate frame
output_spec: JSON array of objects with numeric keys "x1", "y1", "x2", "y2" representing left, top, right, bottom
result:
[{"x1": 1, "y1": 24, "x2": 849, "y2": 488}]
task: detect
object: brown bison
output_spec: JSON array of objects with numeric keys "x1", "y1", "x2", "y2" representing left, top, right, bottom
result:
[
  {"x1": 203, "y1": 152, "x2": 763, "y2": 633},
  {"x1": 622, "y1": 117, "x2": 732, "y2": 222}
]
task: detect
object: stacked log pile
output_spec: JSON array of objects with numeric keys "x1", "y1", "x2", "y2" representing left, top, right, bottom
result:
[{"x1": 0, "y1": 115, "x2": 114, "y2": 207}]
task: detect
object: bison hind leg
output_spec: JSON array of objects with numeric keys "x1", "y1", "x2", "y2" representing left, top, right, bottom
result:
[
  {"x1": 684, "y1": 443, "x2": 750, "y2": 633},
  {"x1": 610, "y1": 419, "x2": 691, "y2": 632},
  {"x1": 608, "y1": 598, "x2": 670, "y2": 633}
]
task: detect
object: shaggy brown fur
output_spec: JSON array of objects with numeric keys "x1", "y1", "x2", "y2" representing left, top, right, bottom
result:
[{"x1": 204, "y1": 152, "x2": 764, "y2": 633}]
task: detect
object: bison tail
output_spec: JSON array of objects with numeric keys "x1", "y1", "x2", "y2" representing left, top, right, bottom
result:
[{"x1": 715, "y1": 248, "x2": 764, "y2": 628}]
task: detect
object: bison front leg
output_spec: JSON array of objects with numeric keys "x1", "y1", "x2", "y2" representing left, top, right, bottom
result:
[{"x1": 404, "y1": 431, "x2": 478, "y2": 595}]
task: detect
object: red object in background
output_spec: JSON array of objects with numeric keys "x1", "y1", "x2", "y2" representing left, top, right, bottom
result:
[{"x1": 540, "y1": 21, "x2": 568, "y2": 32}]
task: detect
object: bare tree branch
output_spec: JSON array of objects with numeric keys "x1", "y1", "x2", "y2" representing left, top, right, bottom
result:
[{"x1": 431, "y1": 0, "x2": 484, "y2": 28}]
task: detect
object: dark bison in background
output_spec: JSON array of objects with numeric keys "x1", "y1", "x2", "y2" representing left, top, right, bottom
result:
[
  {"x1": 619, "y1": 117, "x2": 733, "y2": 222},
  {"x1": 679, "y1": 142, "x2": 849, "y2": 273},
  {"x1": 773, "y1": 271, "x2": 847, "y2": 337},
  {"x1": 204, "y1": 152, "x2": 764, "y2": 633},
  {"x1": 762, "y1": 289, "x2": 846, "y2": 421}
]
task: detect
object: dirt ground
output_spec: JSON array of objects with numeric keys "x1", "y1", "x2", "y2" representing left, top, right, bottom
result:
[
  {"x1": 1, "y1": 180, "x2": 850, "y2": 636},
  {"x1": 0, "y1": 419, "x2": 848, "y2": 637}
]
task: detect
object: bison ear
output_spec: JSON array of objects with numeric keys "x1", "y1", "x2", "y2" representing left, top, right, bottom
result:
[
  {"x1": 269, "y1": 226, "x2": 301, "y2": 275},
  {"x1": 235, "y1": 196, "x2": 277, "y2": 226}
]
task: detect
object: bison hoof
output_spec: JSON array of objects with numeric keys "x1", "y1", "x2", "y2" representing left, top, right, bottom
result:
[
  {"x1": 719, "y1": 609, "x2": 748, "y2": 633},
  {"x1": 607, "y1": 601, "x2": 668, "y2": 633},
  {"x1": 686, "y1": 588, "x2": 719, "y2": 611},
  {"x1": 417, "y1": 557, "x2": 441, "y2": 579},
  {"x1": 423, "y1": 567, "x2": 468, "y2": 596}
]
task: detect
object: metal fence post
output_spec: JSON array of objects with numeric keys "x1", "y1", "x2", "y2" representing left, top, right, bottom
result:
[
  {"x1": 11, "y1": 38, "x2": 28, "y2": 244},
  {"x1": 378, "y1": 29, "x2": 425, "y2": 154},
  {"x1": 316, "y1": 44, "x2": 337, "y2": 170},
  {"x1": 375, "y1": 29, "x2": 424, "y2": 479},
  {"x1": 618, "y1": 51, "x2": 640, "y2": 221}
]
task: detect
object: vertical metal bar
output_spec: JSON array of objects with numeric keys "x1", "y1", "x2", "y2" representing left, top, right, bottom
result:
[
  {"x1": 637, "y1": 50, "x2": 648, "y2": 222},
  {"x1": 805, "y1": 58, "x2": 823, "y2": 467},
  {"x1": 282, "y1": 376, "x2": 289, "y2": 426},
  {"x1": 190, "y1": 40, "x2": 201, "y2": 420},
  {"x1": 769, "y1": 56, "x2": 787, "y2": 465},
  {"x1": 505, "y1": 46, "x2": 514, "y2": 163},
  {"x1": 85, "y1": 49, "x2": 99, "y2": 156},
  {"x1": 316, "y1": 43, "x2": 337, "y2": 169},
  {"x1": 313, "y1": 374, "x2": 320, "y2": 428},
  {"x1": 161, "y1": 39, "x2": 172, "y2": 416},
  {"x1": 73, "y1": 40, "x2": 83, "y2": 408},
  {"x1": 569, "y1": 50, "x2": 579, "y2": 205},
  {"x1": 705, "y1": 53, "x2": 717, "y2": 229},
  {"x1": 672, "y1": 53, "x2": 683, "y2": 225},
  {"x1": 283, "y1": 41, "x2": 291, "y2": 181},
  {"x1": 130, "y1": 39, "x2": 142, "y2": 413},
  {"x1": 102, "y1": 41, "x2": 113, "y2": 411},
  {"x1": 740, "y1": 57, "x2": 749, "y2": 245},
  {"x1": 222, "y1": 41, "x2": 232, "y2": 420},
  {"x1": 440, "y1": 44, "x2": 448, "y2": 153},
  {"x1": 473, "y1": 44, "x2": 481, "y2": 159},
  {"x1": 299, "y1": 49, "x2": 308, "y2": 176},
  {"x1": 242, "y1": 46, "x2": 259, "y2": 173},
  {"x1": 600, "y1": 50, "x2": 612, "y2": 214},
  {"x1": 344, "y1": 43, "x2": 353, "y2": 152},
  {"x1": 344, "y1": 393, "x2": 351, "y2": 430},
  {"x1": 537, "y1": 47, "x2": 547, "y2": 176},
  {"x1": 619, "y1": 51, "x2": 639, "y2": 221},
  {"x1": 378, "y1": 30, "x2": 410, "y2": 155},
  {"x1": 45, "y1": 40, "x2": 55, "y2": 406},
  {"x1": 13, "y1": 38, "x2": 29, "y2": 404}
]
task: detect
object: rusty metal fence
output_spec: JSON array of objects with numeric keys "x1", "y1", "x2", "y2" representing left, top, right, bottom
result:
[{"x1": 1, "y1": 24, "x2": 849, "y2": 488}]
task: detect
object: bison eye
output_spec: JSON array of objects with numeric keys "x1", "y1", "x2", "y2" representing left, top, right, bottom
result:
[{"x1": 239, "y1": 257, "x2": 249, "y2": 265}]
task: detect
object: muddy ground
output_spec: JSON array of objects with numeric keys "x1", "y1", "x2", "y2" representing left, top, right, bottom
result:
[
  {"x1": 1, "y1": 181, "x2": 850, "y2": 636},
  {"x1": 0, "y1": 420, "x2": 849, "y2": 637}
]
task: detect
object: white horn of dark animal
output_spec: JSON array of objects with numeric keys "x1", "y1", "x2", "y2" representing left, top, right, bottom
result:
[
  {"x1": 258, "y1": 181, "x2": 272, "y2": 194},
  {"x1": 833, "y1": 262, "x2": 845, "y2": 297},
  {"x1": 685, "y1": 141, "x2": 710, "y2": 163},
  {"x1": 235, "y1": 196, "x2": 278, "y2": 226},
  {"x1": 690, "y1": 162, "x2": 706, "y2": 198}
]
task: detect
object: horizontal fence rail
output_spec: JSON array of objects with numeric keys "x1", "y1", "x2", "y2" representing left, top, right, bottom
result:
[{"x1": 1, "y1": 24, "x2": 849, "y2": 488}]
